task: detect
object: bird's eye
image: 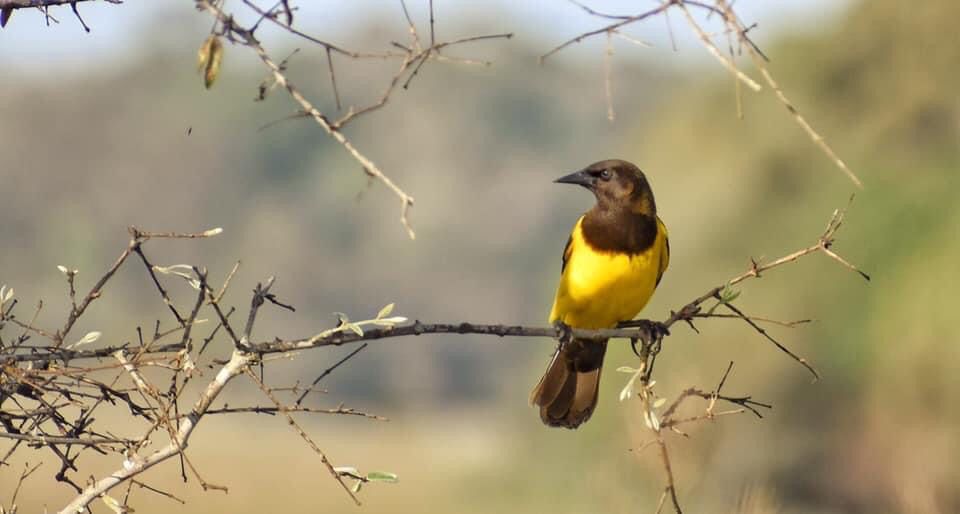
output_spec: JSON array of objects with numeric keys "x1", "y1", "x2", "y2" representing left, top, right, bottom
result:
[{"x1": 600, "y1": 169, "x2": 612, "y2": 180}]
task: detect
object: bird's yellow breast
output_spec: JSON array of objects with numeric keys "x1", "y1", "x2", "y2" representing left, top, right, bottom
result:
[{"x1": 549, "y1": 216, "x2": 669, "y2": 329}]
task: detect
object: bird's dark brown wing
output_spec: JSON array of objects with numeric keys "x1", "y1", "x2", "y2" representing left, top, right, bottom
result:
[
  {"x1": 560, "y1": 234, "x2": 573, "y2": 274},
  {"x1": 655, "y1": 216, "x2": 670, "y2": 287},
  {"x1": 656, "y1": 235, "x2": 669, "y2": 286}
]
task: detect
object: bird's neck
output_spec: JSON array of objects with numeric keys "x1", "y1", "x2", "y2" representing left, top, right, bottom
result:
[{"x1": 581, "y1": 205, "x2": 658, "y2": 255}]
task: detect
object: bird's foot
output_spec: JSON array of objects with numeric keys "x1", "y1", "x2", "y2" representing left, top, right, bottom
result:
[
  {"x1": 618, "y1": 319, "x2": 670, "y2": 346},
  {"x1": 552, "y1": 320, "x2": 574, "y2": 345},
  {"x1": 646, "y1": 320, "x2": 670, "y2": 341}
]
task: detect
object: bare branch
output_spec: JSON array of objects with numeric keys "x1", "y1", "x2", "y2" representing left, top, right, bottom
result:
[
  {"x1": 195, "y1": 1, "x2": 511, "y2": 239},
  {"x1": 676, "y1": 2, "x2": 762, "y2": 91},
  {"x1": 54, "y1": 350, "x2": 253, "y2": 513},
  {"x1": 243, "y1": 367, "x2": 361, "y2": 505},
  {"x1": 0, "y1": 198, "x2": 861, "y2": 512},
  {"x1": 0, "y1": 432, "x2": 131, "y2": 446},
  {"x1": 3, "y1": 3, "x2": 870, "y2": 505},
  {"x1": 543, "y1": 0, "x2": 862, "y2": 187},
  {"x1": 0, "y1": 0, "x2": 110, "y2": 8}
]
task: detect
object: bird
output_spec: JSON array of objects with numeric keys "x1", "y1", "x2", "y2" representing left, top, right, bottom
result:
[{"x1": 530, "y1": 159, "x2": 670, "y2": 429}]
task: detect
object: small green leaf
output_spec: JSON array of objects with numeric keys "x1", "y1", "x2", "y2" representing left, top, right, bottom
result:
[
  {"x1": 366, "y1": 471, "x2": 399, "y2": 483},
  {"x1": 351, "y1": 480, "x2": 363, "y2": 493},
  {"x1": 100, "y1": 493, "x2": 129, "y2": 514},
  {"x1": 371, "y1": 316, "x2": 408, "y2": 327},
  {"x1": 68, "y1": 331, "x2": 102, "y2": 349},
  {"x1": 377, "y1": 303, "x2": 395, "y2": 319},
  {"x1": 347, "y1": 323, "x2": 363, "y2": 336},
  {"x1": 643, "y1": 409, "x2": 660, "y2": 431},
  {"x1": 720, "y1": 285, "x2": 741, "y2": 303}
]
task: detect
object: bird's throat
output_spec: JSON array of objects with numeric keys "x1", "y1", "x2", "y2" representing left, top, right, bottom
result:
[{"x1": 580, "y1": 207, "x2": 658, "y2": 255}]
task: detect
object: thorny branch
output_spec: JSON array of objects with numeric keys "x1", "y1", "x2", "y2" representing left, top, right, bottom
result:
[
  {"x1": 0, "y1": 199, "x2": 866, "y2": 512},
  {"x1": 0, "y1": 1, "x2": 117, "y2": 31},
  {"x1": 9, "y1": 0, "x2": 857, "y2": 223},
  {"x1": 1, "y1": 3, "x2": 869, "y2": 512},
  {"x1": 631, "y1": 362, "x2": 774, "y2": 514},
  {"x1": 195, "y1": 0, "x2": 512, "y2": 238},
  {"x1": 544, "y1": 0, "x2": 862, "y2": 187},
  {"x1": 0, "y1": 226, "x2": 389, "y2": 511},
  {"x1": 0, "y1": 0, "x2": 107, "y2": 7}
]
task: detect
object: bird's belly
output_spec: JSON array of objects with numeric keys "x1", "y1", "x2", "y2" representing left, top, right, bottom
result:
[{"x1": 552, "y1": 250, "x2": 658, "y2": 329}]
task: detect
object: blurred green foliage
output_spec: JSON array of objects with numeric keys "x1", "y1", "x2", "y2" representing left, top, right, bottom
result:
[{"x1": 1, "y1": 0, "x2": 957, "y2": 513}]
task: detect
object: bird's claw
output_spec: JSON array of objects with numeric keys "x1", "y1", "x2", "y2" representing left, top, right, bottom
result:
[
  {"x1": 617, "y1": 319, "x2": 671, "y2": 340},
  {"x1": 647, "y1": 320, "x2": 670, "y2": 341},
  {"x1": 621, "y1": 320, "x2": 670, "y2": 358},
  {"x1": 553, "y1": 320, "x2": 574, "y2": 346}
]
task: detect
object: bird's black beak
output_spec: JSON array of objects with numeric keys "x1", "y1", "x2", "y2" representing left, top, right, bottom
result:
[{"x1": 554, "y1": 169, "x2": 595, "y2": 190}]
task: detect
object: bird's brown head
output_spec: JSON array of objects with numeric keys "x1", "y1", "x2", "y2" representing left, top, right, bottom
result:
[{"x1": 554, "y1": 159, "x2": 656, "y2": 216}]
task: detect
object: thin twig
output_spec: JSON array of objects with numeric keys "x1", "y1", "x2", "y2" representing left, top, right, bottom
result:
[
  {"x1": 244, "y1": 367, "x2": 361, "y2": 505},
  {"x1": 711, "y1": 0, "x2": 862, "y2": 187},
  {"x1": 676, "y1": 2, "x2": 761, "y2": 91},
  {"x1": 129, "y1": 479, "x2": 186, "y2": 505},
  {"x1": 721, "y1": 301, "x2": 819, "y2": 380},
  {"x1": 603, "y1": 30, "x2": 615, "y2": 122},
  {"x1": 55, "y1": 350, "x2": 252, "y2": 513},
  {"x1": 296, "y1": 343, "x2": 368, "y2": 405}
]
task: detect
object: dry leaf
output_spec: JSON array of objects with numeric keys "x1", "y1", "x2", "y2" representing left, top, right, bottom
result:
[{"x1": 197, "y1": 35, "x2": 224, "y2": 89}]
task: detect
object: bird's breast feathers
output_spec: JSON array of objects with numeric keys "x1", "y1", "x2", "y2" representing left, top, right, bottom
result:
[{"x1": 549, "y1": 216, "x2": 668, "y2": 329}]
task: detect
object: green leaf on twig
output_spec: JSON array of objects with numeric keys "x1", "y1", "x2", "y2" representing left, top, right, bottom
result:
[
  {"x1": 706, "y1": 285, "x2": 742, "y2": 315},
  {"x1": 366, "y1": 471, "x2": 399, "y2": 483}
]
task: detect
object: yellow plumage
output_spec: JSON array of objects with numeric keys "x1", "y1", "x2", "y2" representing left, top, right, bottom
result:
[{"x1": 549, "y1": 215, "x2": 669, "y2": 328}]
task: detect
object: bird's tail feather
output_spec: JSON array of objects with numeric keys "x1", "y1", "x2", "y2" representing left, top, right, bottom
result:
[{"x1": 530, "y1": 338, "x2": 608, "y2": 429}]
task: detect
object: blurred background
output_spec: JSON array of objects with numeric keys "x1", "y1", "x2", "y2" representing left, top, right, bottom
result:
[{"x1": 1, "y1": 1, "x2": 958, "y2": 513}]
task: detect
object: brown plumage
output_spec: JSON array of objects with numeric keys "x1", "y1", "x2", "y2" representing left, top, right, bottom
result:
[{"x1": 531, "y1": 337, "x2": 608, "y2": 428}]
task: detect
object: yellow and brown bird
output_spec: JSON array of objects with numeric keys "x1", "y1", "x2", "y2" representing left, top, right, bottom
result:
[{"x1": 531, "y1": 159, "x2": 670, "y2": 428}]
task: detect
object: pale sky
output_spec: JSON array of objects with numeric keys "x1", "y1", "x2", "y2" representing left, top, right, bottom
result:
[{"x1": 0, "y1": 1, "x2": 851, "y2": 77}]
